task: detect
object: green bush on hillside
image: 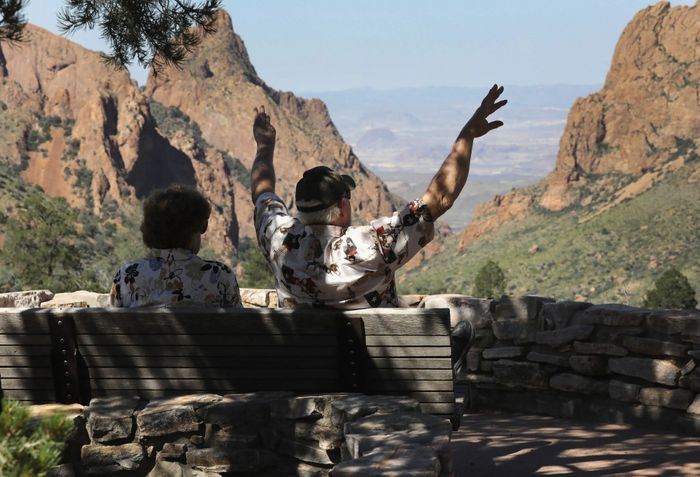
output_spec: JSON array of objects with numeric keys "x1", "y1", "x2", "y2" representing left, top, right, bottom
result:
[
  {"x1": 0, "y1": 400, "x2": 74, "y2": 477},
  {"x1": 473, "y1": 260, "x2": 507, "y2": 299},
  {"x1": 643, "y1": 268, "x2": 697, "y2": 310},
  {"x1": 236, "y1": 237, "x2": 274, "y2": 289}
]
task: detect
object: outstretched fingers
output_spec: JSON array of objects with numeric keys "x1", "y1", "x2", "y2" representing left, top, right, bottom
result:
[{"x1": 488, "y1": 120, "x2": 504, "y2": 131}]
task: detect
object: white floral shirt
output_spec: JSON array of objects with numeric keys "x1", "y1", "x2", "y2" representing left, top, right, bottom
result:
[
  {"x1": 254, "y1": 192, "x2": 434, "y2": 309},
  {"x1": 110, "y1": 248, "x2": 242, "y2": 308}
]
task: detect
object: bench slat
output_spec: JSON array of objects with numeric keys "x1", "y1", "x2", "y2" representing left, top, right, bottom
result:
[
  {"x1": 0, "y1": 367, "x2": 53, "y2": 378},
  {"x1": 0, "y1": 313, "x2": 50, "y2": 334},
  {"x1": 365, "y1": 335, "x2": 450, "y2": 346},
  {"x1": 368, "y1": 380, "x2": 455, "y2": 392},
  {"x1": 78, "y1": 345, "x2": 338, "y2": 358},
  {"x1": 88, "y1": 379, "x2": 341, "y2": 391},
  {"x1": 75, "y1": 334, "x2": 337, "y2": 346},
  {"x1": 64, "y1": 310, "x2": 338, "y2": 335},
  {"x1": 82, "y1": 356, "x2": 338, "y2": 369},
  {"x1": 87, "y1": 368, "x2": 337, "y2": 380},
  {"x1": 419, "y1": 403, "x2": 457, "y2": 415},
  {"x1": 0, "y1": 335, "x2": 52, "y2": 345},
  {"x1": 350, "y1": 309, "x2": 450, "y2": 335},
  {"x1": 0, "y1": 345, "x2": 52, "y2": 356},
  {"x1": 366, "y1": 347, "x2": 451, "y2": 358},
  {"x1": 367, "y1": 358, "x2": 451, "y2": 369},
  {"x1": 368, "y1": 369, "x2": 453, "y2": 381}
]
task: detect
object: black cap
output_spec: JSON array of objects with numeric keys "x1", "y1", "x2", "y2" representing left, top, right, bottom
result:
[{"x1": 295, "y1": 166, "x2": 356, "y2": 212}]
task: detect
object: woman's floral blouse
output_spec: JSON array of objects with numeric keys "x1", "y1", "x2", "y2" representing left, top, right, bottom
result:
[{"x1": 110, "y1": 248, "x2": 242, "y2": 308}]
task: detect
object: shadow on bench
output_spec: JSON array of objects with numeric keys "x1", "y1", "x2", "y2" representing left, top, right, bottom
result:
[{"x1": 0, "y1": 307, "x2": 460, "y2": 428}]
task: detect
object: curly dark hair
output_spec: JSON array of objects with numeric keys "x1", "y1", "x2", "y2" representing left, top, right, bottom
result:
[{"x1": 140, "y1": 185, "x2": 211, "y2": 249}]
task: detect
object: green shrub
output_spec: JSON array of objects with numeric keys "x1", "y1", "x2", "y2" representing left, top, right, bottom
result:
[
  {"x1": 237, "y1": 237, "x2": 274, "y2": 289},
  {"x1": 643, "y1": 268, "x2": 697, "y2": 310},
  {"x1": 0, "y1": 400, "x2": 74, "y2": 477},
  {"x1": 472, "y1": 260, "x2": 507, "y2": 299}
]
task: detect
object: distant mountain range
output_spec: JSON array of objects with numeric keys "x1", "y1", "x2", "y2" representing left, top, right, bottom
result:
[{"x1": 307, "y1": 84, "x2": 599, "y2": 229}]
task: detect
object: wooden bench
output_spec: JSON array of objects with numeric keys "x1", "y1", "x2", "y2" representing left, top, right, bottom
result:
[{"x1": 0, "y1": 307, "x2": 460, "y2": 427}]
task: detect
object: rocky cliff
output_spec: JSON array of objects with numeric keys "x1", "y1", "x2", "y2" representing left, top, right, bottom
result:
[
  {"x1": 145, "y1": 10, "x2": 397, "y2": 239},
  {"x1": 0, "y1": 10, "x2": 397, "y2": 256},
  {"x1": 458, "y1": 0, "x2": 699, "y2": 251}
]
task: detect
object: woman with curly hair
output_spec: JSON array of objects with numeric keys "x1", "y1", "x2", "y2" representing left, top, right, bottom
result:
[{"x1": 110, "y1": 185, "x2": 242, "y2": 308}]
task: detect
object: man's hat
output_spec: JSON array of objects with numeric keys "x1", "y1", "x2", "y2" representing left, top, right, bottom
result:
[{"x1": 295, "y1": 166, "x2": 356, "y2": 212}]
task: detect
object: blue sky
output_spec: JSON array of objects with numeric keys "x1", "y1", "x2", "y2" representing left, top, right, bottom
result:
[{"x1": 25, "y1": 1, "x2": 695, "y2": 91}]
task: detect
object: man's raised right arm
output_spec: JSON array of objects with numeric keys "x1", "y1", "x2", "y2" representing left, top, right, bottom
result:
[{"x1": 251, "y1": 106, "x2": 277, "y2": 203}]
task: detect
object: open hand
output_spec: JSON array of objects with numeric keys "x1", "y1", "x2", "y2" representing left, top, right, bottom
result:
[
  {"x1": 459, "y1": 84, "x2": 507, "y2": 139},
  {"x1": 253, "y1": 105, "x2": 276, "y2": 147}
]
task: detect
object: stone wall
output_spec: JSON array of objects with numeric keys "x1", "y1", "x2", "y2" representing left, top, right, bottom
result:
[
  {"x1": 57, "y1": 393, "x2": 452, "y2": 476},
  {"x1": 422, "y1": 295, "x2": 700, "y2": 435}
]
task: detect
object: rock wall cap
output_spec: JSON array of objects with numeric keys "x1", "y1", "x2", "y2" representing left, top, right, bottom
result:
[{"x1": 295, "y1": 166, "x2": 356, "y2": 212}]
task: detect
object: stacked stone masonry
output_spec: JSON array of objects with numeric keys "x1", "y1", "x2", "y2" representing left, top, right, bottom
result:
[
  {"x1": 422, "y1": 295, "x2": 700, "y2": 435},
  {"x1": 64, "y1": 393, "x2": 453, "y2": 476}
]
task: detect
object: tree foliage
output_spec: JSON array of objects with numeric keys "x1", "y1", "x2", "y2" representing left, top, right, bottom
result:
[
  {"x1": 236, "y1": 237, "x2": 274, "y2": 289},
  {"x1": 0, "y1": 400, "x2": 74, "y2": 476},
  {"x1": 472, "y1": 259, "x2": 506, "y2": 299},
  {"x1": 1, "y1": 0, "x2": 221, "y2": 71},
  {"x1": 0, "y1": 0, "x2": 27, "y2": 43},
  {"x1": 0, "y1": 191, "x2": 83, "y2": 292},
  {"x1": 643, "y1": 267, "x2": 698, "y2": 310}
]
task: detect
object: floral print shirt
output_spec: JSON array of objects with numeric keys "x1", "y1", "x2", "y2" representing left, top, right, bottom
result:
[
  {"x1": 254, "y1": 192, "x2": 435, "y2": 309},
  {"x1": 110, "y1": 248, "x2": 242, "y2": 308}
]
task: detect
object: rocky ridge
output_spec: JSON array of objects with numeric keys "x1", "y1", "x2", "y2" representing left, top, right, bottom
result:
[
  {"x1": 457, "y1": 1, "x2": 699, "y2": 251},
  {"x1": 0, "y1": 10, "x2": 397, "y2": 256}
]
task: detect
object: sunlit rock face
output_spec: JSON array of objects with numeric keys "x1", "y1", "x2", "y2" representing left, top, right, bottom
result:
[{"x1": 0, "y1": 10, "x2": 398, "y2": 256}]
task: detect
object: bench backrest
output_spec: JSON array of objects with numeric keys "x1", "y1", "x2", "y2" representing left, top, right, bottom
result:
[{"x1": 0, "y1": 307, "x2": 456, "y2": 424}]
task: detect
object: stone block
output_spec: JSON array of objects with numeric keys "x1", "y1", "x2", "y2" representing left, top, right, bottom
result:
[
  {"x1": 277, "y1": 438, "x2": 338, "y2": 465},
  {"x1": 205, "y1": 424, "x2": 258, "y2": 449},
  {"x1": 330, "y1": 395, "x2": 420, "y2": 427},
  {"x1": 158, "y1": 442, "x2": 187, "y2": 461},
  {"x1": 344, "y1": 429, "x2": 451, "y2": 473},
  {"x1": 542, "y1": 301, "x2": 593, "y2": 329},
  {"x1": 681, "y1": 360, "x2": 697, "y2": 376},
  {"x1": 573, "y1": 341, "x2": 628, "y2": 356},
  {"x1": 472, "y1": 329, "x2": 495, "y2": 348},
  {"x1": 466, "y1": 347, "x2": 483, "y2": 372},
  {"x1": 187, "y1": 448, "x2": 277, "y2": 473},
  {"x1": 647, "y1": 310, "x2": 700, "y2": 337},
  {"x1": 535, "y1": 325, "x2": 594, "y2": 347},
  {"x1": 493, "y1": 295, "x2": 556, "y2": 321},
  {"x1": 81, "y1": 443, "x2": 144, "y2": 475},
  {"x1": 622, "y1": 336, "x2": 688, "y2": 357},
  {"x1": 480, "y1": 360, "x2": 494, "y2": 373},
  {"x1": 687, "y1": 350, "x2": 700, "y2": 360},
  {"x1": 47, "y1": 464, "x2": 75, "y2": 477},
  {"x1": 608, "y1": 380, "x2": 641, "y2": 403},
  {"x1": 608, "y1": 357, "x2": 680, "y2": 386},
  {"x1": 679, "y1": 368, "x2": 700, "y2": 391},
  {"x1": 595, "y1": 326, "x2": 644, "y2": 342},
  {"x1": 344, "y1": 412, "x2": 451, "y2": 436},
  {"x1": 271, "y1": 395, "x2": 346, "y2": 420},
  {"x1": 526, "y1": 350, "x2": 570, "y2": 367},
  {"x1": 492, "y1": 320, "x2": 528, "y2": 341},
  {"x1": 0, "y1": 289, "x2": 53, "y2": 308},
  {"x1": 639, "y1": 387, "x2": 694, "y2": 410},
  {"x1": 687, "y1": 395, "x2": 700, "y2": 415},
  {"x1": 274, "y1": 417, "x2": 343, "y2": 451},
  {"x1": 569, "y1": 355, "x2": 607, "y2": 376},
  {"x1": 86, "y1": 396, "x2": 140, "y2": 444},
  {"x1": 492, "y1": 360, "x2": 549, "y2": 389},
  {"x1": 572, "y1": 304, "x2": 648, "y2": 327},
  {"x1": 240, "y1": 288, "x2": 278, "y2": 308},
  {"x1": 549, "y1": 373, "x2": 608, "y2": 394},
  {"x1": 420, "y1": 294, "x2": 493, "y2": 329},
  {"x1": 137, "y1": 395, "x2": 218, "y2": 437},
  {"x1": 482, "y1": 346, "x2": 523, "y2": 360},
  {"x1": 201, "y1": 391, "x2": 291, "y2": 427},
  {"x1": 398, "y1": 294, "x2": 425, "y2": 308},
  {"x1": 330, "y1": 445, "x2": 440, "y2": 477},
  {"x1": 41, "y1": 290, "x2": 110, "y2": 308}
]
